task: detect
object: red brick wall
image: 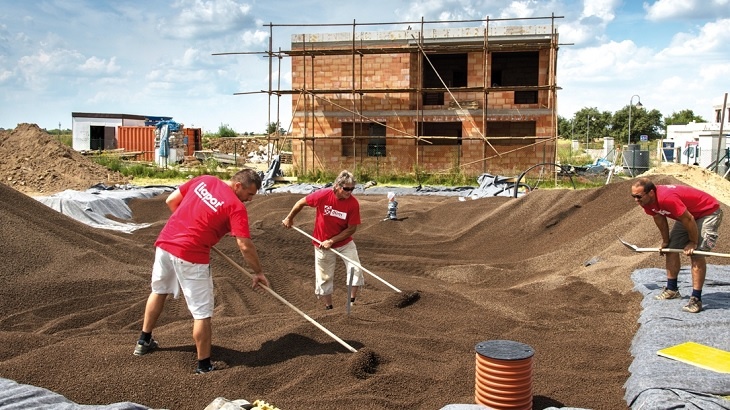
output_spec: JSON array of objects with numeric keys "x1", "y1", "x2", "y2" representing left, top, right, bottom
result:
[{"x1": 290, "y1": 44, "x2": 555, "y2": 177}]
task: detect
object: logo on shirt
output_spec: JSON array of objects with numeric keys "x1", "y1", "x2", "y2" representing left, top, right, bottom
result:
[
  {"x1": 324, "y1": 205, "x2": 346, "y2": 220},
  {"x1": 652, "y1": 208, "x2": 672, "y2": 216},
  {"x1": 194, "y1": 181, "x2": 224, "y2": 212}
]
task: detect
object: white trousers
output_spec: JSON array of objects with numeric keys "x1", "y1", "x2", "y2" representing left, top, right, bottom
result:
[{"x1": 313, "y1": 241, "x2": 364, "y2": 296}]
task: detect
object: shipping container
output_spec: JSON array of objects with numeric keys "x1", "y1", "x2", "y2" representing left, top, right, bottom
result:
[
  {"x1": 117, "y1": 126, "x2": 155, "y2": 161},
  {"x1": 118, "y1": 126, "x2": 203, "y2": 162}
]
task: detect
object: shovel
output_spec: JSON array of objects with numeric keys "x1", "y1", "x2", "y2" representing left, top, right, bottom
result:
[{"x1": 618, "y1": 237, "x2": 730, "y2": 258}]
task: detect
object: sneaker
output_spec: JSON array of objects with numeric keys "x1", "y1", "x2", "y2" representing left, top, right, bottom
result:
[
  {"x1": 682, "y1": 296, "x2": 703, "y2": 313},
  {"x1": 133, "y1": 339, "x2": 158, "y2": 356},
  {"x1": 655, "y1": 287, "x2": 681, "y2": 300},
  {"x1": 195, "y1": 364, "x2": 216, "y2": 374}
]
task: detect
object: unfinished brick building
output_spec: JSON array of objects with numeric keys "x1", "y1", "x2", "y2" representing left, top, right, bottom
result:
[{"x1": 267, "y1": 17, "x2": 560, "y2": 178}]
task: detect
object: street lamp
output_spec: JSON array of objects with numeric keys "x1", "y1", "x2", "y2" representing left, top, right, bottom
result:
[
  {"x1": 586, "y1": 116, "x2": 592, "y2": 149},
  {"x1": 628, "y1": 94, "x2": 643, "y2": 146}
]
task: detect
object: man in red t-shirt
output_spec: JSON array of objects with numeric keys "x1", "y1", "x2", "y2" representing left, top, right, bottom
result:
[
  {"x1": 134, "y1": 169, "x2": 269, "y2": 374},
  {"x1": 631, "y1": 177, "x2": 723, "y2": 313},
  {"x1": 282, "y1": 170, "x2": 364, "y2": 310}
]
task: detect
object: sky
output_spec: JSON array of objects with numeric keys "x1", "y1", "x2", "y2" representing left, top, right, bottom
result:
[{"x1": 1, "y1": 0, "x2": 729, "y2": 134}]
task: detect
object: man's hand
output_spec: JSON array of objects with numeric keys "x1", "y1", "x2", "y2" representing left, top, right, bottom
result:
[
  {"x1": 251, "y1": 273, "x2": 270, "y2": 290},
  {"x1": 281, "y1": 217, "x2": 292, "y2": 228},
  {"x1": 684, "y1": 241, "x2": 697, "y2": 256},
  {"x1": 319, "y1": 239, "x2": 334, "y2": 249}
]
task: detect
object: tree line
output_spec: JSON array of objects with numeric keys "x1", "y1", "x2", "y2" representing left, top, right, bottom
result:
[{"x1": 558, "y1": 107, "x2": 706, "y2": 145}]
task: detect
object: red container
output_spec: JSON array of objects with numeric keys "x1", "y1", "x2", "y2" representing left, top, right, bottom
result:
[{"x1": 117, "y1": 126, "x2": 155, "y2": 161}]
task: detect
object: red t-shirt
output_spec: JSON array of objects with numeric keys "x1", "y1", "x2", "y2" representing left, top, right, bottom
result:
[
  {"x1": 155, "y1": 175, "x2": 251, "y2": 263},
  {"x1": 306, "y1": 188, "x2": 361, "y2": 248},
  {"x1": 641, "y1": 184, "x2": 719, "y2": 220}
]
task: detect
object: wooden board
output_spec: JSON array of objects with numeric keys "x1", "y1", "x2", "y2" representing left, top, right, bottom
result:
[{"x1": 657, "y1": 342, "x2": 730, "y2": 373}]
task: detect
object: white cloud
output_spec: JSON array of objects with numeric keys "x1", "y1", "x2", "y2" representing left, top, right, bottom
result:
[
  {"x1": 240, "y1": 30, "x2": 268, "y2": 47},
  {"x1": 644, "y1": 0, "x2": 730, "y2": 21},
  {"x1": 163, "y1": 0, "x2": 256, "y2": 40},
  {"x1": 559, "y1": 40, "x2": 655, "y2": 81},
  {"x1": 79, "y1": 56, "x2": 120, "y2": 75},
  {"x1": 583, "y1": 0, "x2": 620, "y2": 21},
  {"x1": 654, "y1": 18, "x2": 730, "y2": 63},
  {"x1": 0, "y1": 69, "x2": 12, "y2": 83}
]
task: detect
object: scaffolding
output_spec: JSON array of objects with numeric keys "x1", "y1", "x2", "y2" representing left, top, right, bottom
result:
[{"x1": 219, "y1": 15, "x2": 563, "y2": 178}]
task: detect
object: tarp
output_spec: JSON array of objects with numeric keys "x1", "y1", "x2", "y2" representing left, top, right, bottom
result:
[
  {"x1": 0, "y1": 377, "x2": 148, "y2": 410},
  {"x1": 625, "y1": 266, "x2": 730, "y2": 409},
  {"x1": 35, "y1": 185, "x2": 174, "y2": 233}
]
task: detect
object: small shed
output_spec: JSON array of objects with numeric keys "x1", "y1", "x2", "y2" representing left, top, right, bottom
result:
[{"x1": 71, "y1": 112, "x2": 171, "y2": 151}]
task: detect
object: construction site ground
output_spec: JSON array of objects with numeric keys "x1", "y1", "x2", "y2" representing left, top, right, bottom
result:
[{"x1": 1, "y1": 123, "x2": 729, "y2": 410}]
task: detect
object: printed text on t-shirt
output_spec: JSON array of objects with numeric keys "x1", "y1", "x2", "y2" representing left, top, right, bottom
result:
[
  {"x1": 324, "y1": 205, "x2": 346, "y2": 220},
  {"x1": 194, "y1": 181, "x2": 224, "y2": 212}
]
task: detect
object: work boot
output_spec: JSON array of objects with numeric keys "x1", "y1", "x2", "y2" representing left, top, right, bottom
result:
[
  {"x1": 655, "y1": 287, "x2": 680, "y2": 300},
  {"x1": 133, "y1": 339, "x2": 158, "y2": 356},
  {"x1": 682, "y1": 296, "x2": 703, "y2": 313}
]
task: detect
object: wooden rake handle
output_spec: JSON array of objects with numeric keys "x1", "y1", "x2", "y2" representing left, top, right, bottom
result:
[
  {"x1": 211, "y1": 246, "x2": 357, "y2": 353},
  {"x1": 291, "y1": 226, "x2": 402, "y2": 293}
]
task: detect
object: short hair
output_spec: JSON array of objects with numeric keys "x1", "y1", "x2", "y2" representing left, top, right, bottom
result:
[
  {"x1": 632, "y1": 177, "x2": 656, "y2": 194},
  {"x1": 334, "y1": 170, "x2": 356, "y2": 187},
  {"x1": 231, "y1": 168, "x2": 262, "y2": 190}
]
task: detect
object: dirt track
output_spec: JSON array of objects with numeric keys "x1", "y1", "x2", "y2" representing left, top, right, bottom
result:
[{"x1": 1, "y1": 124, "x2": 730, "y2": 410}]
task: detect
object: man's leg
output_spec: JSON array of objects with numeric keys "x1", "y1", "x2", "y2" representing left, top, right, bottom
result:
[
  {"x1": 142, "y1": 293, "x2": 167, "y2": 333},
  {"x1": 338, "y1": 242, "x2": 364, "y2": 301},
  {"x1": 315, "y1": 246, "x2": 336, "y2": 308},
  {"x1": 193, "y1": 317, "x2": 212, "y2": 360},
  {"x1": 665, "y1": 253, "x2": 680, "y2": 281},
  {"x1": 690, "y1": 255, "x2": 707, "y2": 292},
  {"x1": 656, "y1": 252, "x2": 682, "y2": 300}
]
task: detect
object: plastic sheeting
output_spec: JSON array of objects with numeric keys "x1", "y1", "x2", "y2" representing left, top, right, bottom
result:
[
  {"x1": 35, "y1": 185, "x2": 174, "y2": 233},
  {"x1": 265, "y1": 173, "x2": 526, "y2": 199},
  {"x1": 626, "y1": 266, "x2": 730, "y2": 409},
  {"x1": 0, "y1": 377, "x2": 149, "y2": 410}
]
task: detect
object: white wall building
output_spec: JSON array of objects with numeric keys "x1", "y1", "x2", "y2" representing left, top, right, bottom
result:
[
  {"x1": 71, "y1": 112, "x2": 147, "y2": 151},
  {"x1": 661, "y1": 101, "x2": 730, "y2": 171}
]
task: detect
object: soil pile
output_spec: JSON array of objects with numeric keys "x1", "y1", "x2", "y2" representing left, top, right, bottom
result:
[
  {"x1": 204, "y1": 137, "x2": 273, "y2": 159},
  {"x1": 2, "y1": 126, "x2": 730, "y2": 410},
  {"x1": 0, "y1": 123, "x2": 127, "y2": 195}
]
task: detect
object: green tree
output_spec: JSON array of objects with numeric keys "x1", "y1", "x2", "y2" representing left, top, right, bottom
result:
[
  {"x1": 218, "y1": 124, "x2": 237, "y2": 138},
  {"x1": 665, "y1": 109, "x2": 706, "y2": 126},
  {"x1": 266, "y1": 121, "x2": 286, "y2": 135},
  {"x1": 568, "y1": 107, "x2": 611, "y2": 146},
  {"x1": 557, "y1": 115, "x2": 571, "y2": 139},
  {"x1": 612, "y1": 105, "x2": 664, "y2": 144}
]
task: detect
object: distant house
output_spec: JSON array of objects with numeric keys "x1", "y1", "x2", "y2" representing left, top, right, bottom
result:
[
  {"x1": 268, "y1": 17, "x2": 560, "y2": 177},
  {"x1": 71, "y1": 112, "x2": 172, "y2": 151},
  {"x1": 663, "y1": 103, "x2": 730, "y2": 170}
]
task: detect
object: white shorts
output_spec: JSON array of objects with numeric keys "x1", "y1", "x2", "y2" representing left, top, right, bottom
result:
[
  {"x1": 151, "y1": 247, "x2": 214, "y2": 320},
  {"x1": 314, "y1": 241, "x2": 365, "y2": 296}
]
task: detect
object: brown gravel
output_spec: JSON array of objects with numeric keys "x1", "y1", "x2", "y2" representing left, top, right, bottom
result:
[{"x1": 1, "y1": 124, "x2": 730, "y2": 410}]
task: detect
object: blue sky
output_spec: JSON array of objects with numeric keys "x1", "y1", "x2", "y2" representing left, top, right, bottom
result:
[{"x1": 1, "y1": 0, "x2": 729, "y2": 134}]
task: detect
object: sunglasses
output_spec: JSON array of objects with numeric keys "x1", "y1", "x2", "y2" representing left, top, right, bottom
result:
[
  {"x1": 341, "y1": 186, "x2": 355, "y2": 192},
  {"x1": 631, "y1": 193, "x2": 646, "y2": 199}
]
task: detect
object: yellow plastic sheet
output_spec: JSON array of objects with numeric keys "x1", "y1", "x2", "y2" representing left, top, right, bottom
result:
[{"x1": 657, "y1": 342, "x2": 730, "y2": 373}]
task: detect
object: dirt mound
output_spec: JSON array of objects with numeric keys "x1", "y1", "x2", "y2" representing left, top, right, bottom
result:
[
  {"x1": 640, "y1": 163, "x2": 730, "y2": 205},
  {"x1": 204, "y1": 136, "x2": 272, "y2": 158},
  {"x1": 3, "y1": 170, "x2": 729, "y2": 410},
  {"x1": 2, "y1": 129, "x2": 730, "y2": 409},
  {"x1": 0, "y1": 123, "x2": 128, "y2": 195}
]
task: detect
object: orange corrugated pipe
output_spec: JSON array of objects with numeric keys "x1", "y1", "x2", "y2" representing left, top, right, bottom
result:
[{"x1": 474, "y1": 340, "x2": 534, "y2": 410}]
